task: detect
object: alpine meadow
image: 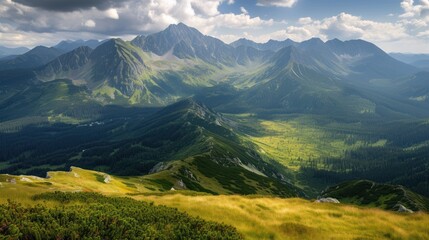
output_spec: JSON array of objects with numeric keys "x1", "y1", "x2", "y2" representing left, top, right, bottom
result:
[{"x1": 1, "y1": 0, "x2": 429, "y2": 239}]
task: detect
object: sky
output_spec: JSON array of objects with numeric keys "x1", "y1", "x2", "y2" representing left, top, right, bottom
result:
[{"x1": 0, "y1": 0, "x2": 429, "y2": 53}]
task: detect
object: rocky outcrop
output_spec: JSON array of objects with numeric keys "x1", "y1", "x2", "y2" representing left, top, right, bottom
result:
[
  {"x1": 394, "y1": 204, "x2": 414, "y2": 213},
  {"x1": 315, "y1": 197, "x2": 340, "y2": 203}
]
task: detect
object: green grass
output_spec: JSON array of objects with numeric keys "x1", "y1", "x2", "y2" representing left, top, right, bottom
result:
[
  {"x1": 140, "y1": 194, "x2": 429, "y2": 240},
  {"x1": 236, "y1": 115, "x2": 386, "y2": 171},
  {"x1": 1, "y1": 167, "x2": 429, "y2": 239}
]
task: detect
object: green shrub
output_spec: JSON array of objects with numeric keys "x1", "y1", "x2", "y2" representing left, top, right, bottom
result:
[{"x1": 0, "y1": 192, "x2": 242, "y2": 239}]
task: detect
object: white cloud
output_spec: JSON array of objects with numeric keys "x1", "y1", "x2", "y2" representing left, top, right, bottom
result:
[
  {"x1": 257, "y1": 0, "x2": 297, "y2": 8},
  {"x1": 417, "y1": 29, "x2": 429, "y2": 36},
  {"x1": 400, "y1": 0, "x2": 429, "y2": 20},
  {"x1": 298, "y1": 17, "x2": 312, "y2": 25},
  {"x1": 399, "y1": 0, "x2": 429, "y2": 37},
  {"x1": 1, "y1": 0, "x2": 429, "y2": 53},
  {"x1": 0, "y1": 0, "x2": 275, "y2": 47},
  {"x1": 242, "y1": 13, "x2": 408, "y2": 43},
  {"x1": 84, "y1": 19, "x2": 96, "y2": 28},
  {"x1": 224, "y1": 11, "x2": 427, "y2": 53},
  {"x1": 191, "y1": 0, "x2": 220, "y2": 16},
  {"x1": 105, "y1": 8, "x2": 119, "y2": 19},
  {"x1": 0, "y1": 23, "x2": 106, "y2": 47},
  {"x1": 319, "y1": 13, "x2": 408, "y2": 42}
]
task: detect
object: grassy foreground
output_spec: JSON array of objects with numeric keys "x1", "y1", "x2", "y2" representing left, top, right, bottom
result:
[
  {"x1": 1, "y1": 168, "x2": 429, "y2": 239},
  {"x1": 0, "y1": 192, "x2": 242, "y2": 239},
  {"x1": 138, "y1": 194, "x2": 429, "y2": 240}
]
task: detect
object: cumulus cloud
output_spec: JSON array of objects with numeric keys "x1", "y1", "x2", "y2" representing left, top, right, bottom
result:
[
  {"x1": 399, "y1": 0, "x2": 429, "y2": 37},
  {"x1": 257, "y1": 0, "x2": 297, "y2": 8},
  {"x1": 2, "y1": 0, "x2": 429, "y2": 53},
  {"x1": 105, "y1": 8, "x2": 119, "y2": 19},
  {"x1": 417, "y1": 29, "x2": 429, "y2": 36},
  {"x1": 191, "y1": 0, "x2": 220, "y2": 16},
  {"x1": 320, "y1": 13, "x2": 408, "y2": 41},
  {"x1": 400, "y1": 0, "x2": 429, "y2": 19},
  {"x1": 245, "y1": 13, "x2": 408, "y2": 43},
  {"x1": 0, "y1": 22, "x2": 106, "y2": 47},
  {"x1": 84, "y1": 20, "x2": 96, "y2": 28},
  {"x1": 11, "y1": 0, "x2": 128, "y2": 12},
  {"x1": 223, "y1": 11, "x2": 417, "y2": 53},
  {"x1": 298, "y1": 17, "x2": 312, "y2": 25},
  {"x1": 0, "y1": 0, "x2": 274, "y2": 47}
]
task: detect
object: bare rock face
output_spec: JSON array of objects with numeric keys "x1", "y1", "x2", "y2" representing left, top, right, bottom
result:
[
  {"x1": 149, "y1": 162, "x2": 170, "y2": 174},
  {"x1": 177, "y1": 179, "x2": 186, "y2": 189},
  {"x1": 315, "y1": 197, "x2": 340, "y2": 203}
]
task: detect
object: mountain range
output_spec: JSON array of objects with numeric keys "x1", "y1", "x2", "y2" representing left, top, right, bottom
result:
[
  {"x1": 1, "y1": 22, "x2": 429, "y2": 202},
  {"x1": 1, "y1": 23, "x2": 426, "y2": 118},
  {"x1": 390, "y1": 52, "x2": 429, "y2": 70},
  {"x1": 0, "y1": 46, "x2": 29, "y2": 59}
]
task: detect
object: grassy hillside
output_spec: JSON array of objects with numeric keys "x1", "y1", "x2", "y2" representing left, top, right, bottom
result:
[
  {"x1": 0, "y1": 79, "x2": 101, "y2": 123},
  {"x1": 1, "y1": 169, "x2": 429, "y2": 240},
  {"x1": 0, "y1": 99, "x2": 300, "y2": 197},
  {"x1": 141, "y1": 195, "x2": 429, "y2": 240},
  {"x1": 0, "y1": 192, "x2": 241, "y2": 239},
  {"x1": 321, "y1": 180, "x2": 429, "y2": 212}
]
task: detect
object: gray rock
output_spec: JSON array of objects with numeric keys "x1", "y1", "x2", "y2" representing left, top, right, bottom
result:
[
  {"x1": 394, "y1": 204, "x2": 414, "y2": 213},
  {"x1": 315, "y1": 197, "x2": 340, "y2": 203},
  {"x1": 149, "y1": 162, "x2": 169, "y2": 174},
  {"x1": 177, "y1": 179, "x2": 186, "y2": 189},
  {"x1": 7, "y1": 178, "x2": 16, "y2": 184},
  {"x1": 103, "y1": 174, "x2": 112, "y2": 183}
]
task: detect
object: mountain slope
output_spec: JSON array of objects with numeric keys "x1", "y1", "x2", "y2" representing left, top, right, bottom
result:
[
  {"x1": 0, "y1": 46, "x2": 29, "y2": 58},
  {"x1": 132, "y1": 23, "x2": 237, "y2": 65},
  {"x1": 2, "y1": 168, "x2": 429, "y2": 239},
  {"x1": 0, "y1": 46, "x2": 64, "y2": 70},
  {"x1": 0, "y1": 99, "x2": 301, "y2": 196},
  {"x1": 234, "y1": 45, "x2": 273, "y2": 65},
  {"x1": 0, "y1": 79, "x2": 100, "y2": 122},
  {"x1": 397, "y1": 71, "x2": 429, "y2": 103},
  {"x1": 88, "y1": 38, "x2": 196, "y2": 105},
  {"x1": 322, "y1": 180, "x2": 429, "y2": 212},
  {"x1": 54, "y1": 39, "x2": 103, "y2": 52},
  {"x1": 390, "y1": 53, "x2": 429, "y2": 70},
  {"x1": 88, "y1": 39, "x2": 148, "y2": 94},
  {"x1": 233, "y1": 46, "x2": 376, "y2": 115},
  {"x1": 231, "y1": 38, "x2": 296, "y2": 52},
  {"x1": 326, "y1": 39, "x2": 417, "y2": 80},
  {"x1": 36, "y1": 46, "x2": 93, "y2": 82},
  {"x1": 33, "y1": 36, "x2": 227, "y2": 106},
  {"x1": 228, "y1": 38, "x2": 428, "y2": 118}
]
